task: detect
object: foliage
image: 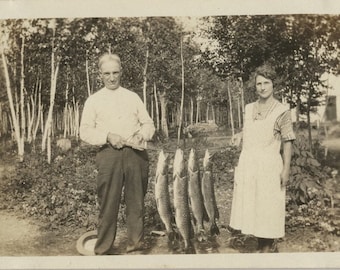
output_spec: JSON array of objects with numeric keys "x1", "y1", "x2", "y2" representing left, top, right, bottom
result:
[
  {"x1": 286, "y1": 198, "x2": 340, "y2": 237},
  {"x1": 288, "y1": 134, "x2": 333, "y2": 205},
  {"x1": 202, "y1": 14, "x2": 340, "y2": 114},
  {"x1": 0, "y1": 141, "x2": 99, "y2": 230}
]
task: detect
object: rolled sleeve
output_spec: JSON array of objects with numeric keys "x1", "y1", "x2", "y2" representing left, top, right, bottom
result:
[
  {"x1": 139, "y1": 123, "x2": 155, "y2": 141},
  {"x1": 274, "y1": 110, "x2": 296, "y2": 141},
  {"x1": 136, "y1": 97, "x2": 155, "y2": 141}
]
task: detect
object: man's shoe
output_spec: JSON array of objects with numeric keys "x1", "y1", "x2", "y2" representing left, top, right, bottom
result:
[{"x1": 126, "y1": 242, "x2": 150, "y2": 253}]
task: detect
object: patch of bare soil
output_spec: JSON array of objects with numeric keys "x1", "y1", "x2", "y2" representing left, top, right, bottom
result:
[
  {"x1": 0, "y1": 210, "x2": 40, "y2": 256},
  {"x1": 0, "y1": 210, "x2": 81, "y2": 256}
]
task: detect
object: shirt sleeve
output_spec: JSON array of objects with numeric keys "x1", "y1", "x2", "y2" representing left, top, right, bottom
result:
[
  {"x1": 79, "y1": 98, "x2": 108, "y2": 146},
  {"x1": 135, "y1": 96, "x2": 155, "y2": 141},
  {"x1": 274, "y1": 110, "x2": 296, "y2": 141}
]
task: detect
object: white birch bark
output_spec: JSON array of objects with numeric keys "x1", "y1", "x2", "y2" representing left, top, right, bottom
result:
[
  {"x1": 142, "y1": 48, "x2": 149, "y2": 108},
  {"x1": 227, "y1": 80, "x2": 235, "y2": 137},
  {"x1": 85, "y1": 53, "x2": 91, "y2": 97},
  {"x1": 154, "y1": 83, "x2": 160, "y2": 131},
  {"x1": 177, "y1": 36, "x2": 185, "y2": 145},
  {"x1": 1, "y1": 51, "x2": 24, "y2": 160}
]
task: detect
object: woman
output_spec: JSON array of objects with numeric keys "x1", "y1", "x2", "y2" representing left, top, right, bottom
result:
[{"x1": 229, "y1": 64, "x2": 295, "y2": 252}]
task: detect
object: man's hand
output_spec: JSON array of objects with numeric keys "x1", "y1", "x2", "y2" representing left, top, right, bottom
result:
[
  {"x1": 133, "y1": 133, "x2": 144, "y2": 143},
  {"x1": 280, "y1": 168, "x2": 290, "y2": 189},
  {"x1": 123, "y1": 133, "x2": 145, "y2": 151},
  {"x1": 107, "y1": 132, "x2": 124, "y2": 149}
]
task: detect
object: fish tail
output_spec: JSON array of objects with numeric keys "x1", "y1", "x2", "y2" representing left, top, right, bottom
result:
[
  {"x1": 203, "y1": 206, "x2": 209, "y2": 222},
  {"x1": 183, "y1": 240, "x2": 196, "y2": 254},
  {"x1": 167, "y1": 231, "x2": 176, "y2": 242},
  {"x1": 210, "y1": 222, "x2": 220, "y2": 236},
  {"x1": 197, "y1": 228, "x2": 207, "y2": 242}
]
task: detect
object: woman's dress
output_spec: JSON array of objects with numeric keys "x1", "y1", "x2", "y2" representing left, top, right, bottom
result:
[{"x1": 229, "y1": 100, "x2": 295, "y2": 238}]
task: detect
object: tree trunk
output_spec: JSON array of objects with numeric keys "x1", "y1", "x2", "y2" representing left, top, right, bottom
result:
[
  {"x1": 33, "y1": 81, "x2": 42, "y2": 142},
  {"x1": 42, "y1": 62, "x2": 59, "y2": 159},
  {"x1": 211, "y1": 104, "x2": 216, "y2": 123},
  {"x1": 142, "y1": 47, "x2": 149, "y2": 108},
  {"x1": 215, "y1": 105, "x2": 220, "y2": 125},
  {"x1": 177, "y1": 36, "x2": 185, "y2": 146},
  {"x1": 42, "y1": 25, "x2": 59, "y2": 163},
  {"x1": 153, "y1": 83, "x2": 160, "y2": 131},
  {"x1": 237, "y1": 97, "x2": 241, "y2": 129},
  {"x1": 40, "y1": 105, "x2": 44, "y2": 135},
  {"x1": 158, "y1": 91, "x2": 168, "y2": 138},
  {"x1": 150, "y1": 94, "x2": 154, "y2": 120},
  {"x1": 19, "y1": 35, "x2": 26, "y2": 153},
  {"x1": 0, "y1": 101, "x2": 5, "y2": 138},
  {"x1": 74, "y1": 101, "x2": 80, "y2": 139},
  {"x1": 307, "y1": 85, "x2": 313, "y2": 152},
  {"x1": 26, "y1": 94, "x2": 33, "y2": 143},
  {"x1": 196, "y1": 97, "x2": 201, "y2": 124},
  {"x1": 227, "y1": 80, "x2": 235, "y2": 137},
  {"x1": 63, "y1": 80, "x2": 69, "y2": 138},
  {"x1": 27, "y1": 77, "x2": 39, "y2": 143},
  {"x1": 190, "y1": 97, "x2": 194, "y2": 125},
  {"x1": 63, "y1": 104, "x2": 69, "y2": 138},
  {"x1": 85, "y1": 52, "x2": 91, "y2": 97},
  {"x1": 205, "y1": 103, "x2": 209, "y2": 122},
  {"x1": 1, "y1": 51, "x2": 24, "y2": 161},
  {"x1": 295, "y1": 94, "x2": 301, "y2": 134},
  {"x1": 8, "y1": 113, "x2": 14, "y2": 139},
  {"x1": 239, "y1": 77, "x2": 245, "y2": 123}
]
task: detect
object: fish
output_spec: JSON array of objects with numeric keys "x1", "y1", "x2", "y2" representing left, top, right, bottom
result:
[
  {"x1": 201, "y1": 149, "x2": 220, "y2": 236},
  {"x1": 173, "y1": 148, "x2": 195, "y2": 253},
  {"x1": 188, "y1": 148, "x2": 207, "y2": 242},
  {"x1": 155, "y1": 150, "x2": 175, "y2": 242}
]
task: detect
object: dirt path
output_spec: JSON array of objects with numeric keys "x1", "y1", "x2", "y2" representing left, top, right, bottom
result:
[
  {"x1": 0, "y1": 210, "x2": 40, "y2": 256},
  {"x1": 0, "y1": 210, "x2": 80, "y2": 256},
  {"x1": 0, "y1": 163, "x2": 79, "y2": 256}
]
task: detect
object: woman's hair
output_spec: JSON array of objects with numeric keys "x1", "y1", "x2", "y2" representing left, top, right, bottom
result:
[
  {"x1": 98, "y1": 53, "x2": 121, "y2": 70},
  {"x1": 254, "y1": 64, "x2": 276, "y2": 83}
]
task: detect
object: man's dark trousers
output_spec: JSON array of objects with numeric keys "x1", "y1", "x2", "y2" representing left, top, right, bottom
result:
[{"x1": 94, "y1": 146, "x2": 149, "y2": 255}]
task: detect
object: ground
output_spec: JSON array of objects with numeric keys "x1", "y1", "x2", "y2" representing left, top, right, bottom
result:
[{"x1": 0, "y1": 132, "x2": 339, "y2": 256}]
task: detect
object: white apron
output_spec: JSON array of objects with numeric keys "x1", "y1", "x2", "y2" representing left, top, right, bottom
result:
[{"x1": 229, "y1": 102, "x2": 288, "y2": 238}]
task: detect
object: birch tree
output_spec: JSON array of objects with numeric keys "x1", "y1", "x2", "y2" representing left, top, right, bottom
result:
[
  {"x1": 1, "y1": 48, "x2": 24, "y2": 160},
  {"x1": 41, "y1": 19, "x2": 60, "y2": 164},
  {"x1": 0, "y1": 19, "x2": 38, "y2": 160}
]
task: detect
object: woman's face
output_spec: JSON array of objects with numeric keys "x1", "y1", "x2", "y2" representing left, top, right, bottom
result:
[{"x1": 255, "y1": 75, "x2": 274, "y2": 100}]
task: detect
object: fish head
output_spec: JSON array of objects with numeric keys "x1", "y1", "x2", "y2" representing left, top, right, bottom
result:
[
  {"x1": 188, "y1": 148, "x2": 198, "y2": 172},
  {"x1": 173, "y1": 148, "x2": 185, "y2": 177},
  {"x1": 156, "y1": 150, "x2": 169, "y2": 175}
]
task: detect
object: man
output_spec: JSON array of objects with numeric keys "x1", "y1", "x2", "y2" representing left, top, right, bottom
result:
[{"x1": 80, "y1": 53, "x2": 155, "y2": 255}]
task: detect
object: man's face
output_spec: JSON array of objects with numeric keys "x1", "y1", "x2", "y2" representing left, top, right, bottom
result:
[
  {"x1": 255, "y1": 75, "x2": 274, "y2": 100},
  {"x1": 100, "y1": 60, "x2": 122, "y2": 90}
]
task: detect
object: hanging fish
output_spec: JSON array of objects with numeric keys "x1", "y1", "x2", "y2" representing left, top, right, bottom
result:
[
  {"x1": 155, "y1": 150, "x2": 175, "y2": 242},
  {"x1": 188, "y1": 148, "x2": 207, "y2": 242},
  {"x1": 173, "y1": 148, "x2": 195, "y2": 253},
  {"x1": 201, "y1": 149, "x2": 220, "y2": 236}
]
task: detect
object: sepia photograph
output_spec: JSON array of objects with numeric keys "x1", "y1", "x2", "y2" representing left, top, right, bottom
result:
[{"x1": 0, "y1": 0, "x2": 340, "y2": 269}]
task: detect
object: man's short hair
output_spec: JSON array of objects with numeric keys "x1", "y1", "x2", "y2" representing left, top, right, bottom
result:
[{"x1": 98, "y1": 53, "x2": 122, "y2": 70}]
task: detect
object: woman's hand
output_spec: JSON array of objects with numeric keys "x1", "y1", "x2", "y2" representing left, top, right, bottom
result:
[{"x1": 280, "y1": 168, "x2": 290, "y2": 189}]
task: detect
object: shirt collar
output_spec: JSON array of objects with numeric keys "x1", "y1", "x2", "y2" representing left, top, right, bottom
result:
[{"x1": 103, "y1": 86, "x2": 122, "y2": 93}]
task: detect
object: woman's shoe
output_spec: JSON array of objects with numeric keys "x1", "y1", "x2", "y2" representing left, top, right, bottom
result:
[{"x1": 258, "y1": 239, "x2": 278, "y2": 253}]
